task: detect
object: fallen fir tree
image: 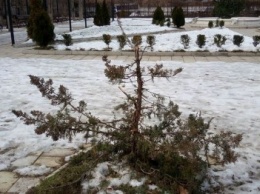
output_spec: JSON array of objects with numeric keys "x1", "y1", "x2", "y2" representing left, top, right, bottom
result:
[{"x1": 13, "y1": 17, "x2": 242, "y2": 194}]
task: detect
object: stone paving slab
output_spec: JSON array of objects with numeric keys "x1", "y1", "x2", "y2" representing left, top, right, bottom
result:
[
  {"x1": 183, "y1": 56, "x2": 196, "y2": 63},
  {"x1": 0, "y1": 171, "x2": 19, "y2": 193},
  {"x1": 217, "y1": 56, "x2": 234, "y2": 62},
  {"x1": 160, "y1": 56, "x2": 172, "y2": 61},
  {"x1": 11, "y1": 155, "x2": 39, "y2": 168},
  {"x1": 81, "y1": 55, "x2": 97, "y2": 60},
  {"x1": 115, "y1": 56, "x2": 129, "y2": 61},
  {"x1": 140, "y1": 56, "x2": 149, "y2": 61},
  {"x1": 148, "y1": 56, "x2": 161, "y2": 61},
  {"x1": 124, "y1": 56, "x2": 135, "y2": 62},
  {"x1": 8, "y1": 177, "x2": 42, "y2": 194},
  {"x1": 42, "y1": 148, "x2": 75, "y2": 157},
  {"x1": 194, "y1": 56, "x2": 208, "y2": 62},
  {"x1": 230, "y1": 56, "x2": 247, "y2": 62},
  {"x1": 34, "y1": 156, "x2": 63, "y2": 168},
  {"x1": 206, "y1": 56, "x2": 219, "y2": 61},
  {"x1": 172, "y1": 56, "x2": 184, "y2": 62}
]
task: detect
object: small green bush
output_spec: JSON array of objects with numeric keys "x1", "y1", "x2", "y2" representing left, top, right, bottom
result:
[
  {"x1": 167, "y1": 21, "x2": 171, "y2": 27},
  {"x1": 233, "y1": 35, "x2": 244, "y2": 47},
  {"x1": 62, "y1": 34, "x2": 73, "y2": 46},
  {"x1": 214, "y1": 34, "x2": 226, "y2": 47},
  {"x1": 117, "y1": 35, "x2": 127, "y2": 50},
  {"x1": 196, "y1": 34, "x2": 206, "y2": 48},
  {"x1": 102, "y1": 0, "x2": 110, "y2": 25},
  {"x1": 103, "y1": 34, "x2": 112, "y2": 49},
  {"x1": 93, "y1": 3, "x2": 102, "y2": 26},
  {"x1": 219, "y1": 20, "x2": 225, "y2": 28},
  {"x1": 152, "y1": 6, "x2": 165, "y2": 25},
  {"x1": 27, "y1": 0, "x2": 43, "y2": 39},
  {"x1": 172, "y1": 7, "x2": 185, "y2": 28},
  {"x1": 131, "y1": 35, "x2": 142, "y2": 46},
  {"x1": 208, "y1": 21, "x2": 213, "y2": 28},
  {"x1": 180, "y1": 34, "x2": 190, "y2": 49},
  {"x1": 146, "y1": 35, "x2": 155, "y2": 51},
  {"x1": 253, "y1": 35, "x2": 260, "y2": 47},
  {"x1": 215, "y1": 19, "x2": 219, "y2": 27},
  {"x1": 32, "y1": 10, "x2": 55, "y2": 47}
]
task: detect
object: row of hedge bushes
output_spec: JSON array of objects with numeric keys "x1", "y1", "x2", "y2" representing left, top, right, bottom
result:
[
  {"x1": 208, "y1": 20, "x2": 225, "y2": 28},
  {"x1": 62, "y1": 34, "x2": 260, "y2": 51}
]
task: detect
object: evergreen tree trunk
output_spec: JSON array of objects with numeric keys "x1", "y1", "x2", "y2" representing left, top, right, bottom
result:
[{"x1": 132, "y1": 46, "x2": 143, "y2": 153}]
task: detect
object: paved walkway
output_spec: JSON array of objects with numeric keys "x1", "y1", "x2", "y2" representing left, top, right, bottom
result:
[
  {"x1": 1, "y1": 45, "x2": 260, "y2": 63},
  {"x1": 0, "y1": 148, "x2": 77, "y2": 193}
]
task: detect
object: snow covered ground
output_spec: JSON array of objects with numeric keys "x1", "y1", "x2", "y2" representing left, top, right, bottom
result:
[
  {"x1": 0, "y1": 18, "x2": 260, "y2": 193},
  {"x1": 2, "y1": 18, "x2": 258, "y2": 53},
  {"x1": 0, "y1": 57, "x2": 259, "y2": 193},
  {"x1": 0, "y1": 19, "x2": 94, "y2": 45}
]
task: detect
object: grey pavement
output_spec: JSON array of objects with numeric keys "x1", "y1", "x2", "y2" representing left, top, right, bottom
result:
[
  {"x1": 1, "y1": 44, "x2": 260, "y2": 63},
  {"x1": 0, "y1": 148, "x2": 77, "y2": 193}
]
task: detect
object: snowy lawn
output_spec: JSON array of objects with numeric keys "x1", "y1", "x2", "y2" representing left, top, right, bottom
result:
[
  {"x1": 55, "y1": 18, "x2": 177, "y2": 41},
  {"x1": 0, "y1": 57, "x2": 259, "y2": 193}
]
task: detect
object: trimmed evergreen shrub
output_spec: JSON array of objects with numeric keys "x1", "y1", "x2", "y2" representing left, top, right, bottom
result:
[
  {"x1": 32, "y1": 10, "x2": 55, "y2": 47},
  {"x1": 94, "y1": 1, "x2": 110, "y2": 26},
  {"x1": 196, "y1": 34, "x2": 206, "y2": 48},
  {"x1": 219, "y1": 20, "x2": 225, "y2": 28},
  {"x1": 102, "y1": 0, "x2": 110, "y2": 25},
  {"x1": 117, "y1": 35, "x2": 127, "y2": 50},
  {"x1": 171, "y1": 6, "x2": 177, "y2": 25},
  {"x1": 208, "y1": 21, "x2": 213, "y2": 28},
  {"x1": 172, "y1": 7, "x2": 185, "y2": 28},
  {"x1": 103, "y1": 34, "x2": 112, "y2": 49},
  {"x1": 214, "y1": 34, "x2": 226, "y2": 47},
  {"x1": 62, "y1": 34, "x2": 73, "y2": 46},
  {"x1": 94, "y1": 3, "x2": 103, "y2": 26},
  {"x1": 146, "y1": 35, "x2": 155, "y2": 51},
  {"x1": 233, "y1": 35, "x2": 244, "y2": 47},
  {"x1": 252, "y1": 35, "x2": 260, "y2": 47},
  {"x1": 131, "y1": 35, "x2": 142, "y2": 46},
  {"x1": 152, "y1": 6, "x2": 165, "y2": 25},
  {"x1": 27, "y1": 0, "x2": 43, "y2": 39},
  {"x1": 180, "y1": 34, "x2": 190, "y2": 49}
]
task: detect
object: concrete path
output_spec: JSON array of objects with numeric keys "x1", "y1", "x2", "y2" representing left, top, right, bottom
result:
[
  {"x1": 1, "y1": 45, "x2": 260, "y2": 63},
  {"x1": 0, "y1": 148, "x2": 76, "y2": 193}
]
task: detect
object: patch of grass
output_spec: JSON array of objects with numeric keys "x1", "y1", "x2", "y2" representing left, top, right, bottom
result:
[
  {"x1": 115, "y1": 184, "x2": 149, "y2": 194},
  {"x1": 34, "y1": 46, "x2": 54, "y2": 50},
  {"x1": 100, "y1": 179, "x2": 110, "y2": 188},
  {"x1": 218, "y1": 49, "x2": 228, "y2": 52},
  {"x1": 174, "y1": 49, "x2": 186, "y2": 52},
  {"x1": 232, "y1": 50, "x2": 244, "y2": 52},
  {"x1": 196, "y1": 50, "x2": 209, "y2": 52}
]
